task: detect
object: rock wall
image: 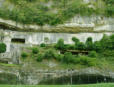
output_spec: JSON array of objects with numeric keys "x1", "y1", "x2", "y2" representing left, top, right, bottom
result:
[
  {"x1": 3, "y1": 30, "x2": 113, "y2": 46},
  {"x1": 12, "y1": 68, "x2": 114, "y2": 85},
  {"x1": 66, "y1": 16, "x2": 114, "y2": 31},
  {"x1": 0, "y1": 29, "x2": 113, "y2": 54},
  {"x1": 0, "y1": 67, "x2": 19, "y2": 84},
  {"x1": 0, "y1": 63, "x2": 114, "y2": 85},
  {"x1": 0, "y1": 15, "x2": 114, "y2": 32},
  {"x1": 0, "y1": 29, "x2": 113, "y2": 64}
]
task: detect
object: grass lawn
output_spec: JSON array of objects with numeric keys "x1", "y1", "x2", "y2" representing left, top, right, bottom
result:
[{"x1": 0, "y1": 83, "x2": 114, "y2": 87}]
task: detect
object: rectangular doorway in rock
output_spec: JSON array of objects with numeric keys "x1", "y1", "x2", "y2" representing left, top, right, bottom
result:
[{"x1": 11, "y1": 38, "x2": 25, "y2": 44}]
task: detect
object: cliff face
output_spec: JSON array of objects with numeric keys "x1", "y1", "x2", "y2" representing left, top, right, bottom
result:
[
  {"x1": 67, "y1": 16, "x2": 114, "y2": 31},
  {"x1": 0, "y1": 29, "x2": 113, "y2": 64},
  {"x1": 0, "y1": 29, "x2": 114, "y2": 85},
  {"x1": 0, "y1": 16, "x2": 114, "y2": 32},
  {"x1": 0, "y1": 0, "x2": 114, "y2": 85},
  {"x1": 0, "y1": 0, "x2": 113, "y2": 32},
  {"x1": 0, "y1": 66, "x2": 114, "y2": 85}
]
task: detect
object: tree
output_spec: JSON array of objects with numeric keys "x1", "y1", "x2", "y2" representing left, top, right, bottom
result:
[
  {"x1": 37, "y1": 54, "x2": 43, "y2": 62},
  {"x1": 63, "y1": 52, "x2": 73, "y2": 63},
  {"x1": 63, "y1": 0, "x2": 68, "y2": 8},
  {"x1": 104, "y1": 0, "x2": 114, "y2": 4},
  {"x1": 33, "y1": 13, "x2": 45, "y2": 26},
  {"x1": 72, "y1": 37, "x2": 79, "y2": 43},
  {"x1": 72, "y1": 37, "x2": 80, "y2": 49},
  {"x1": 44, "y1": 49, "x2": 55, "y2": 59},
  {"x1": 21, "y1": 52, "x2": 28, "y2": 58},
  {"x1": 0, "y1": 43, "x2": 6, "y2": 53},
  {"x1": 18, "y1": 12, "x2": 26, "y2": 27},
  {"x1": 104, "y1": 0, "x2": 114, "y2": 16},
  {"x1": 9, "y1": 7, "x2": 20, "y2": 27},
  {"x1": 56, "y1": 39, "x2": 64, "y2": 50},
  {"x1": 100, "y1": 34, "x2": 110, "y2": 50},
  {"x1": 110, "y1": 34, "x2": 114, "y2": 49},
  {"x1": 40, "y1": 43, "x2": 46, "y2": 47},
  {"x1": 32, "y1": 47, "x2": 39, "y2": 54},
  {"x1": 85, "y1": 37, "x2": 93, "y2": 51},
  {"x1": 93, "y1": 41, "x2": 102, "y2": 52},
  {"x1": 77, "y1": 42, "x2": 85, "y2": 50}
]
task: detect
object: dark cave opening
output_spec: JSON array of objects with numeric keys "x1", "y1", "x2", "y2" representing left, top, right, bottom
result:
[
  {"x1": 39, "y1": 74, "x2": 114, "y2": 85},
  {"x1": 11, "y1": 38, "x2": 25, "y2": 43}
]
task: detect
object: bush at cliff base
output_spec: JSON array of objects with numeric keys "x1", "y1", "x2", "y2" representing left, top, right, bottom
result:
[{"x1": 0, "y1": 43, "x2": 6, "y2": 53}]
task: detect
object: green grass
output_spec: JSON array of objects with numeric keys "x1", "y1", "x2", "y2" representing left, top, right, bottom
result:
[
  {"x1": 0, "y1": 63, "x2": 19, "y2": 67},
  {"x1": 0, "y1": 83, "x2": 114, "y2": 87},
  {"x1": 20, "y1": 45, "x2": 114, "y2": 70}
]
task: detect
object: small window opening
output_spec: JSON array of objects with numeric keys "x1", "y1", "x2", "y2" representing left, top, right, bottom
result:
[{"x1": 11, "y1": 38, "x2": 25, "y2": 43}]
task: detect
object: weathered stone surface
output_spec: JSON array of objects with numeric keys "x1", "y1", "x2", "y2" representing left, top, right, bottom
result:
[
  {"x1": 19, "y1": 68, "x2": 114, "y2": 85},
  {"x1": 0, "y1": 29, "x2": 113, "y2": 64},
  {"x1": 2, "y1": 30, "x2": 113, "y2": 45},
  {"x1": 0, "y1": 65, "x2": 114, "y2": 85},
  {"x1": 0, "y1": 15, "x2": 114, "y2": 32}
]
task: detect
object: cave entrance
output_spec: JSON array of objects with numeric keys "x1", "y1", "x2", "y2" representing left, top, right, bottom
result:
[{"x1": 11, "y1": 38, "x2": 25, "y2": 44}]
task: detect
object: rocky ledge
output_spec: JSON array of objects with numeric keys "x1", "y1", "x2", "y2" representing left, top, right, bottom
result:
[{"x1": 0, "y1": 67, "x2": 114, "y2": 85}]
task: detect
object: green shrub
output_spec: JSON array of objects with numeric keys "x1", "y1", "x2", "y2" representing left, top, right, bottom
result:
[
  {"x1": 0, "y1": 0, "x2": 113, "y2": 27},
  {"x1": 72, "y1": 57, "x2": 80, "y2": 64},
  {"x1": 55, "y1": 39, "x2": 64, "y2": 50},
  {"x1": 110, "y1": 34, "x2": 114, "y2": 49},
  {"x1": 104, "y1": 0, "x2": 114, "y2": 16},
  {"x1": 77, "y1": 42, "x2": 85, "y2": 50},
  {"x1": 72, "y1": 37, "x2": 80, "y2": 49},
  {"x1": 102, "y1": 50, "x2": 114, "y2": 57},
  {"x1": 79, "y1": 56, "x2": 96, "y2": 66},
  {"x1": 93, "y1": 41, "x2": 102, "y2": 52},
  {"x1": 21, "y1": 52, "x2": 28, "y2": 58},
  {"x1": 64, "y1": 44, "x2": 75, "y2": 50},
  {"x1": 72, "y1": 37, "x2": 79, "y2": 43},
  {"x1": 0, "y1": 43, "x2": 6, "y2": 53},
  {"x1": 37, "y1": 54, "x2": 43, "y2": 62},
  {"x1": 55, "y1": 54, "x2": 64, "y2": 61},
  {"x1": 68, "y1": 45, "x2": 75, "y2": 50},
  {"x1": 93, "y1": 34, "x2": 114, "y2": 51},
  {"x1": 80, "y1": 56, "x2": 89, "y2": 65},
  {"x1": 40, "y1": 43, "x2": 46, "y2": 47},
  {"x1": 85, "y1": 37, "x2": 94, "y2": 51},
  {"x1": 63, "y1": 52, "x2": 74, "y2": 63},
  {"x1": 44, "y1": 49, "x2": 55, "y2": 59},
  {"x1": 100, "y1": 34, "x2": 110, "y2": 50},
  {"x1": 88, "y1": 51, "x2": 97, "y2": 58},
  {"x1": 32, "y1": 47, "x2": 39, "y2": 54},
  {"x1": 87, "y1": 60, "x2": 97, "y2": 67}
]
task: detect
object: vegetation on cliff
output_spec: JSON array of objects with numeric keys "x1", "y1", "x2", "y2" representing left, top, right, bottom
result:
[
  {"x1": 0, "y1": 0, "x2": 113, "y2": 26},
  {"x1": 21, "y1": 34, "x2": 114, "y2": 69},
  {"x1": 0, "y1": 43, "x2": 6, "y2": 53}
]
